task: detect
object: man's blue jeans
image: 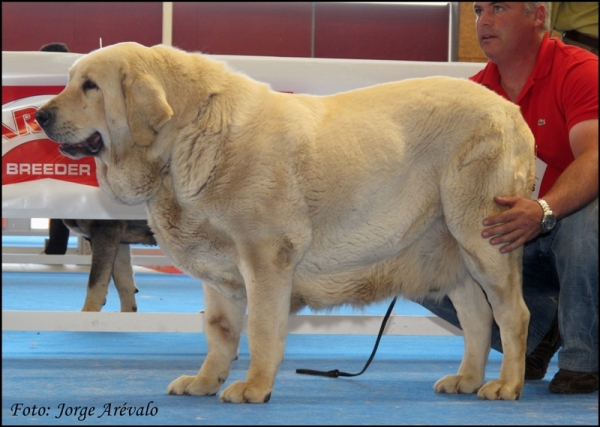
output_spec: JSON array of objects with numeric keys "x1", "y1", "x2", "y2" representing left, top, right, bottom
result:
[{"x1": 420, "y1": 198, "x2": 598, "y2": 373}]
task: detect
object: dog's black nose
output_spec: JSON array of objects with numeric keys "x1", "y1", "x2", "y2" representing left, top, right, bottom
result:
[{"x1": 35, "y1": 108, "x2": 53, "y2": 128}]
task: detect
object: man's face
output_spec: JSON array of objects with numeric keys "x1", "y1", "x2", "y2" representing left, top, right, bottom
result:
[{"x1": 473, "y1": 2, "x2": 539, "y2": 62}]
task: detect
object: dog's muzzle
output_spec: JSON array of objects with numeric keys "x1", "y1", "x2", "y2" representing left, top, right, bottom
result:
[
  {"x1": 57, "y1": 132, "x2": 104, "y2": 157},
  {"x1": 35, "y1": 107, "x2": 104, "y2": 158}
]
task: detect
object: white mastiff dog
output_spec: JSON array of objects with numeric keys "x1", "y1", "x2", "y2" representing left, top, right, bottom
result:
[{"x1": 36, "y1": 42, "x2": 535, "y2": 403}]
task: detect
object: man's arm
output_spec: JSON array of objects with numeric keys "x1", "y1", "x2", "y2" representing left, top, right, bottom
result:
[{"x1": 481, "y1": 118, "x2": 598, "y2": 253}]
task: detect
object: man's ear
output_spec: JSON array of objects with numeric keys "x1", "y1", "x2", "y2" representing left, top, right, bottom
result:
[
  {"x1": 123, "y1": 74, "x2": 173, "y2": 147},
  {"x1": 534, "y1": 3, "x2": 547, "y2": 31}
]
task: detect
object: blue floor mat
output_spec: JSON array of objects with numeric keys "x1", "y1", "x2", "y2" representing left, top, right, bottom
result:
[
  {"x1": 2, "y1": 235, "x2": 79, "y2": 248},
  {"x1": 2, "y1": 271, "x2": 597, "y2": 425},
  {"x1": 1, "y1": 271, "x2": 431, "y2": 315},
  {"x1": 2, "y1": 332, "x2": 597, "y2": 426}
]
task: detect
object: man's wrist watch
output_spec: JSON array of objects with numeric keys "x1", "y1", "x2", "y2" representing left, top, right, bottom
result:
[{"x1": 536, "y1": 198, "x2": 556, "y2": 233}]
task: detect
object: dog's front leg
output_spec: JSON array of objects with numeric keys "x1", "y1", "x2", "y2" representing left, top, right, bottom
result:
[
  {"x1": 219, "y1": 242, "x2": 294, "y2": 404},
  {"x1": 167, "y1": 282, "x2": 246, "y2": 396},
  {"x1": 111, "y1": 243, "x2": 139, "y2": 312}
]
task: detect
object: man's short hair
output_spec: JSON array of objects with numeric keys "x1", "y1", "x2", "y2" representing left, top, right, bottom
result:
[
  {"x1": 524, "y1": 2, "x2": 551, "y2": 32},
  {"x1": 40, "y1": 43, "x2": 69, "y2": 52}
]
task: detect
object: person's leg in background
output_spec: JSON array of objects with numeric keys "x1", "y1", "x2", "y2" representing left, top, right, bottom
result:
[{"x1": 43, "y1": 219, "x2": 70, "y2": 255}]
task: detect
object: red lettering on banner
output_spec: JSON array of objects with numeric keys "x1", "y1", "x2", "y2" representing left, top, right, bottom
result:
[
  {"x1": 2, "y1": 139, "x2": 98, "y2": 187},
  {"x1": 2, "y1": 107, "x2": 43, "y2": 140},
  {"x1": 3, "y1": 86, "x2": 64, "y2": 142},
  {"x1": 1, "y1": 123, "x2": 19, "y2": 140}
]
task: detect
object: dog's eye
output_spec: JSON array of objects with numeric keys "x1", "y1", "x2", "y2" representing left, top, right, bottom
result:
[{"x1": 82, "y1": 80, "x2": 98, "y2": 91}]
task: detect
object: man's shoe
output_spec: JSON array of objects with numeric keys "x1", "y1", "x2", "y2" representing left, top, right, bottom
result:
[
  {"x1": 525, "y1": 313, "x2": 561, "y2": 380},
  {"x1": 549, "y1": 369, "x2": 599, "y2": 394}
]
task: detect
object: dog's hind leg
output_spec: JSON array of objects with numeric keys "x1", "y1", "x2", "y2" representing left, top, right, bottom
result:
[
  {"x1": 111, "y1": 243, "x2": 139, "y2": 312},
  {"x1": 470, "y1": 249, "x2": 529, "y2": 400},
  {"x1": 82, "y1": 221, "x2": 127, "y2": 311},
  {"x1": 440, "y1": 175, "x2": 529, "y2": 397},
  {"x1": 439, "y1": 231, "x2": 528, "y2": 400},
  {"x1": 434, "y1": 274, "x2": 492, "y2": 394},
  {"x1": 167, "y1": 282, "x2": 246, "y2": 397},
  {"x1": 438, "y1": 118, "x2": 532, "y2": 400}
]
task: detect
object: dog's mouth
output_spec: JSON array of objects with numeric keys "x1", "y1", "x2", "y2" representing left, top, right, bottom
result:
[{"x1": 58, "y1": 132, "x2": 104, "y2": 158}]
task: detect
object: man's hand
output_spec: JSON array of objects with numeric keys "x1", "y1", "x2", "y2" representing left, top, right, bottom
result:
[{"x1": 481, "y1": 196, "x2": 543, "y2": 253}]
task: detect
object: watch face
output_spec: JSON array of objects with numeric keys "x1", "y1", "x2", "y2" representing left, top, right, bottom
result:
[{"x1": 543, "y1": 215, "x2": 557, "y2": 232}]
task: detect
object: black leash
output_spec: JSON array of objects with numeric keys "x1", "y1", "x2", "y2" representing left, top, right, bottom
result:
[{"x1": 296, "y1": 296, "x2": 397, "y2": 378}]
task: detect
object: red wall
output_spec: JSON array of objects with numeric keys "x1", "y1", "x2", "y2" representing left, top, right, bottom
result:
[
  {"x1": 315, "y1": 3, "x2": 449, "y2": 61},
  {"x1": 173, "y1": 2, "x2": 313, "y2": 57},
  {"x1": 3, "y1": 2, "x2": 450, "y2": 61},
  {"x1": 2, "y1": 2, "x2": 162, "y2": 53}
]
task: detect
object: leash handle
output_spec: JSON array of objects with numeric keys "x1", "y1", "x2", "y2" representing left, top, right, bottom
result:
[
  {"x1": 295, "y1": 296, "x2": 397, "y2": 378},
  {"x1": 295, "y1": 369, "x2": 342, "y2": 378}
]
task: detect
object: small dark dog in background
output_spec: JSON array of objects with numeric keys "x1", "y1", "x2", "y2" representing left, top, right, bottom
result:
[{"x1": 63, "y1": 220, "x2": 156, "y2": 312}]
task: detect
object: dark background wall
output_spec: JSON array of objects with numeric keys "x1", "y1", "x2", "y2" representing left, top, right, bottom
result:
[
  {"x1": 2, "y1": 2, "x2": 450, "y2": 61},
  {"x1": 2, "y1": 2, "x2": 163, "y2": 53}
]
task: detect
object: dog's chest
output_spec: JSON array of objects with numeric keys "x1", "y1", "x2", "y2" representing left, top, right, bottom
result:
[{"x1": 146, "y1": 200, "x2": 246, "y2": 298}]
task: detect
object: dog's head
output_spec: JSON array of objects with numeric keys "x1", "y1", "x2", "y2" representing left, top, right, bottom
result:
[
  {"x1": 36, "y1": 42, "x2": 173, "y2": 157},
  {"x1": 35, "y1": 42, "x2": 174, "y2": 204}
]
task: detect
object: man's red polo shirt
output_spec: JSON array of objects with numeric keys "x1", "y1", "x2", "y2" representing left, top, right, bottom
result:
[{"x1": 470, "y1": 33, "x2": 598, "y2": 197}]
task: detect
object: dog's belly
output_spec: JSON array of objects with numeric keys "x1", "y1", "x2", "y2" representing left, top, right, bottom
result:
[
  {"x1": 145, "y1": 160, "x2": 465, "y2": 308},
  {"x1": 147, "y1": 184, "x2": 462, "y2": 312},
  {"x1": 291, "y1": 217, "x2": 465, "y2": 312}
]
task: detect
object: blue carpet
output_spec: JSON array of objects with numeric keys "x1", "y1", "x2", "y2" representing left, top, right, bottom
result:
[
  {"x1": 1, "y1": 235, "x2": 147, "y2": 249},
  {"x1": 2, "y1": 271, "x2": 598, "y2": 425},
  {"x1": 2, "y1": 235, "x2": 79, "y2": 248},
  {"x1": 2, "y1": 332, "x2": 597, "y2": 425},
  {"x1": 1, "y1": 271, "x2": 430, "y2": 315}
]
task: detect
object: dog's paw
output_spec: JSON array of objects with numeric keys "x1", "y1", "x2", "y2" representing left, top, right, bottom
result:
[
  {"x1": 81, "y1": 299, "x2": 104, "y2": 312},
  {"x1": 166, "y1": 375, "x2": 222, "y2": 396},
  {"x1": 219, "y1": 381, "x2": 272, "y2": 404},
  {"x1": 477, "y1": 380, "x2": 522, "y2": 401},
  {"x1": 434, "y1": 374, "x2": 482, "y2": 394}
]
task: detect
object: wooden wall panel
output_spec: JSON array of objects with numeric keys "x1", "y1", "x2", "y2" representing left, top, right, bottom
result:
[
  {"x1": 1, "y1": 2, "x2": 162, "y2": 53},
  {"x1": 314, "y1": 3, "x2": 450, "y2": 61},
  {"x1": 172, "y1": 2, "x2": 313, "y2": 57},
  {"x1": 457, "y1": 2, "x2": 487, "y2": 63}
]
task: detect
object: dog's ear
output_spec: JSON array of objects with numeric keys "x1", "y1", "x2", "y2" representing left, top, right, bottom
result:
[{"x1": 123, "y1": 74, "x2": 173, "y2": 147}]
